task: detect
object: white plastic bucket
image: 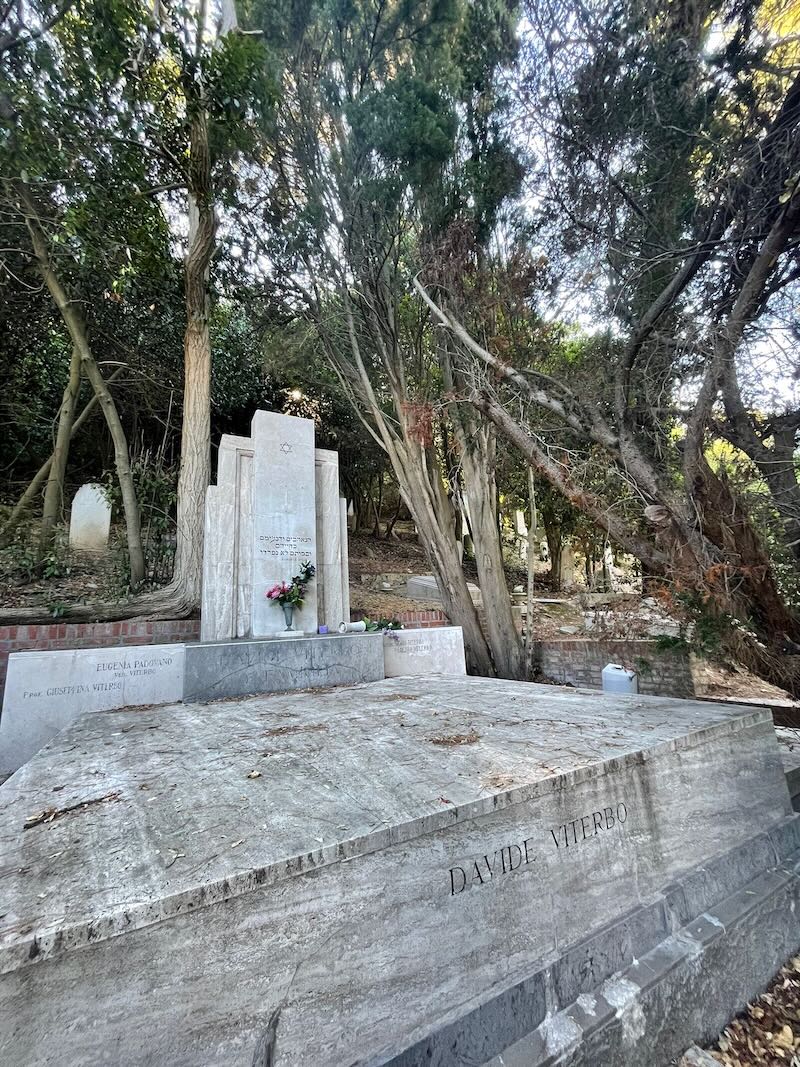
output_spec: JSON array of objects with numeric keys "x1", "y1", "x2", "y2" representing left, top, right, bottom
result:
[{"x1": 601, "y1": 663, "x2": 639, "y2": 695}]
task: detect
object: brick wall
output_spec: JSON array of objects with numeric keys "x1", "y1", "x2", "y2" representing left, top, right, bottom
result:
[
  {"x1": 534, "y1": 639, "x2": 695, "y2": 699},
  {"x1": 0, "y1": 619, "x2": 200, "y2": 703},
  {"x1": 351, "y1": 608, "x2": 449, "y2": 629}
]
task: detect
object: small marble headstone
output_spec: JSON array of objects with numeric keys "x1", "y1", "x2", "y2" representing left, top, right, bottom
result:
[
  {"x1": 383, "y1": 626, "x2": 466, "y2": 677},
  {"x1": 68, "y1": 483, "x2": 111, "y2": 553},
  {"x1": 561, "y1": 546, "x2": 576, "y2": 589}
]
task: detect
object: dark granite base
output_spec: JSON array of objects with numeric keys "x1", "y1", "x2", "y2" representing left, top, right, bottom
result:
[{"x1": 183, "y1": 632, "x2": 384, "y2": 702}]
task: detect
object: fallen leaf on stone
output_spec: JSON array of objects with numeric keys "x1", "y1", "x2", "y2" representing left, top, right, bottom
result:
[
  {"x1": 774, "y1": 1024, "x2": 794, "y2": 1050},
  {"x1": 246, "y1": 771, "x2": 261, "y2": 779}
]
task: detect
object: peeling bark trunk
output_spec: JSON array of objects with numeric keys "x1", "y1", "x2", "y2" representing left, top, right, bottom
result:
[
  {"x1": 394, "y1": 438, "x2": 495, "y2": 676},
  {"x1": 451, "y1": 405, "x2": 524, "y2": 678},
  {"x1": 38, "y1": 342, "x2": 81, "y2": 560},
  {"x1": 525, "y1": 466, "x2": 538, "y2": 680},
  {"x1": 329, "y1": 303, "x2": 496, "y2": 675},
  {"x1": 171, "y1": 147, "x2": 214, "y2": 610},
  {"x1": 442, "y1": 343, "x2": 524, "y2": 678}
]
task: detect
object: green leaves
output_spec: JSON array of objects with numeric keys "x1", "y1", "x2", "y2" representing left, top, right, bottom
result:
[{"x1": 347, "y1": 72, "x2": 458, "y2": 192}]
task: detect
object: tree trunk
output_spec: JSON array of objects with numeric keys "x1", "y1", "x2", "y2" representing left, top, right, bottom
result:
[
  {"x1": 38, "y1": 343, "x2": 82, "y2": 560},
  {"x1": 384, "y1": 493, "x2": 403, "y2": 538},
  {"x1": 443, "y1": 345, "x2": 525, "y2": 678},
  {"x1": 525, "y1": 466, "x2": 538, "y2": 680},
  {"x1": 545, "y1": 523, "x2": 562, "y2": 591},
  {"x1": 323, "y1": 298, "x2": 498, "y2": 674},
  {"x1": 393, "y1": 438, "x2": 494, "y2": 676},
  {"x1": 171, "y1": 108, "x2": 215, "y2": 610},
  {"x1": 371, "y1": 471, "x2": 383, "y2": 535},
  {"x1": 19, "y1": 183, "x2": 145, "y2": 589},
  {"x1": 77, "y1": 342, "x2": 146, "y2": 590},
  {"x1": 456, "y1": 417, "x2": 524, "y2": 678}
]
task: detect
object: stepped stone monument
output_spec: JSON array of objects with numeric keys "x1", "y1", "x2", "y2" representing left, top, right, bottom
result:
[
  {"x1": 201, "y1": 410, "x2": 350, "y2": 640},
  {"x1": 0, "y1": 678, "x2": 797, "y2": 1066}
]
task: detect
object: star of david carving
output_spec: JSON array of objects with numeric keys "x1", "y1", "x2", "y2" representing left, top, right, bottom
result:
[{"x1": 280, "y1": 442, "x2": 293, "y2": 454}]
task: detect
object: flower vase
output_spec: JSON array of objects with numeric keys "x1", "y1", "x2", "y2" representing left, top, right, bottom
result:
[{"x1": 282, "y1": 604, "x2": 295, "y2": 631}]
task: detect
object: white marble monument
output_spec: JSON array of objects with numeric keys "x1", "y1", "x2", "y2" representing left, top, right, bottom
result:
[
  {"x1": 201, "y1": 411, "x2": 350, "y2": 640},
  {"x1": 68, "y1": 483, "x2": 111, "y2": 552}
]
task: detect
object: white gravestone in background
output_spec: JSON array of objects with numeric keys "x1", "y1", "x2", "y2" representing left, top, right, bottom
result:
[
  {"x1": 561, "y1": 546, "x2": 576, "y2": 589},
  {"x1": 68, "y1": 484, "x2": 111, "y2": 553},
  {"x1": 0, "y1": 644, "x2": 185, "y2": 772}
]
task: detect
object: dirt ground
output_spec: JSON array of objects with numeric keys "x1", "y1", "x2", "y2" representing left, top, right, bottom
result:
[{"x1": 678, "y1": 955, "x2": 800, "y2": 1066}]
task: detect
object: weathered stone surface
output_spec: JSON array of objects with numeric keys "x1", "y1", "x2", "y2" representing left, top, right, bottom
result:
[
  {"x1": 776, "y1": 725, "x2": 800, "y2": 810},
  {"x1": 383, "y1": 626, "x2": 466, "y2": 677},
  {"x1": 679, "y1": 1046, "x2": 723, "y2": 1067},
  {"x1": 314, "y1": 450, "x2": 345, "y2": 630},
  {"x1": 183, "y1": 632, "x2": 383, "y2": 702},
  {"x1": 67, "y1": 483, "x2": 111, "y2": 553},
  {"x1": 0, "y1": 643, "x2": 184, "y2": 773},
  {"x1": 0, "y1": 679, "x2": 791, "y2": 1066},
  {"x1": 406, "y1": 574, "x2": 482, "y2": 605},
  {"x1": 251, "y1": 412, "x2": 318, "y2": 635},
  {"x1": 391, "y1": 822, "x2": 800, "y2": 1067}
]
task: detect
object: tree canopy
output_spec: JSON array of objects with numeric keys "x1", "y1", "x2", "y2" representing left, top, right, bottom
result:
[{"x1": 2, "y1": 0, "x2": 800, "y2": 690}]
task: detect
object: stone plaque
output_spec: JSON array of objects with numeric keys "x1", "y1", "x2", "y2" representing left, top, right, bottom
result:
[
  {"x1": 251, "y1": 412, "x2": 318, "y2": 636},
  {"x1": 68, "y1": 483, "x2": 111, "y2": 553},
  {"x1": 0, "y1": 643, "x2": 185, "y2": 772},
  {"x1": 383, "y1": 626, "x2": 467, "y2": 677}
]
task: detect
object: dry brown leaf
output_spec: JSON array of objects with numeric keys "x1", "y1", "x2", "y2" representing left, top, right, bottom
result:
[{"x1": 775, "y1": 1025, "x2": 795, "y2": 1050}]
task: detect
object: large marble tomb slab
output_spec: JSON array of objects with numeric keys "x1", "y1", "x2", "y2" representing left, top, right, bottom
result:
[{"x1": 0, "y1": 677, "x2": 795, "y2": 1066}]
